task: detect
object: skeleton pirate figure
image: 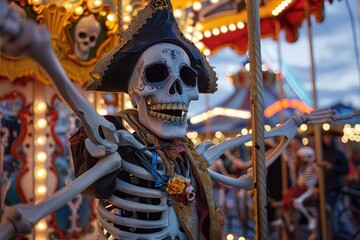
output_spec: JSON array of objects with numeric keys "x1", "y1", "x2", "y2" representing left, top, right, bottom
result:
[
  {"x1": 70, "y1": 0, "x2": 225, "y2": 239},
  {"x1": 1, "y1": 0, "x2": 359, "y2": 238}
]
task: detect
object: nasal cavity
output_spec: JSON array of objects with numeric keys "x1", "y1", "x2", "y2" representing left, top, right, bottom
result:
[{"x1": 169, "y1": 80, "x2": 183, "y2": 95}]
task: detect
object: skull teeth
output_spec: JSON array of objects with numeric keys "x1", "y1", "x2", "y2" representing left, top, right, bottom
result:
[
  {"x1": 148, "y1": 103, "x2": 188, "y2": 122},
  {"x1": 150, "y1": 103, "x2": 188, "y2": 112}
]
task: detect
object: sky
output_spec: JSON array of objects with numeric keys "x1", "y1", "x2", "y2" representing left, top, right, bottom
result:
[{"x1": 189, "y1": 0, "x2": 360, "y2": 116}]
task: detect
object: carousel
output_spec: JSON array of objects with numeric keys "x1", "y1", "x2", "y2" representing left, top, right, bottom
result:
[{"x1": 0, "y1": 0, "x2": 359, "y2": 240}]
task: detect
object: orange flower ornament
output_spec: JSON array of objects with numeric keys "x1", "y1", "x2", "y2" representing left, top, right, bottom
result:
[{"x1": 165, "y1": 174, "x2": 195, "y2": 203}]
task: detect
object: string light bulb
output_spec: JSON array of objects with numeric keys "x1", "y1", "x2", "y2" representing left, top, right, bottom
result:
[
  {"x1": 35, "y1": 220, "x2": 47, "y2": 231},
  {"x1": 74, "y1": 6, "x2": 84, "y2": 15},
  {"x1": 36, "y1": 118, "x2": 47, "y2": 129},
  {"x1": 36, "y1": 185, "x2": 47, "y2": 195},
  {"x1": 192, "y1": 1, "x2": 202, "y2": 11},
  {"x1": 36, "y1": 152, "x2": 47, "y2": 162},
  {"x1": 35, "y1": 167, "x2": 47, "y2": 180},
  {"x1": 34, "y1": 101, "x2": 46, "y2": 113},
  {"x1": 36, "y1": 135, "x2": 46, "y2": 145}
]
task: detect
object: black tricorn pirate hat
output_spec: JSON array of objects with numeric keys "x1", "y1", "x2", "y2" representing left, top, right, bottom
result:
[{"x1": 86, "y1": 0, "x2": 218, "y2": 94}]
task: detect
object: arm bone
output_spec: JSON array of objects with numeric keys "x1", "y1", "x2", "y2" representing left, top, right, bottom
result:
[{"x1": 204, "y1": 114, "x2": 306, "y2": 190}]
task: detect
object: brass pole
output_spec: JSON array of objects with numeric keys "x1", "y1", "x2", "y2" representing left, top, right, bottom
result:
[
  {"x1": 246, "y1": 0, "x2": 267, "y2": 239},
  {"x1": 275, "y1": 21, "x2": 288, "y2": 193},
  {"x1": 115, "y1": 0, "x2": 125, "y2": 112},
  {"x1": 205, "y1": 94, "x2": 211, "y2": 140},
  {"x1": 275, "y1": 21, "x2": 285, "y2": 125},
  {"x1": 276, "y1": 22, "x2": 290, "y2": 240},
  {"x1": 305, "y1": 1, "x2": 327, "y2": 239}
]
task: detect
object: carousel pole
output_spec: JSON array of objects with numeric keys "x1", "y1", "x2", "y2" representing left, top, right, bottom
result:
[
  {"x1": 304, "y1": 1, "x2": 327, "y2": 239},
  {"x1": 275, "y1": 22, "x2": 290, "y2": 240},
  {"x1": 246, "y1": 0, "x2": 267, "y2": 239},
  {"x1": 116, "y1": 0, "x2": 126, "y2": 112},
  {"x1": 275, "y1": 22, "x2": 285, "y2": 125},
  {"x1": 205, "y1": 94, "x2": 211, "y2": 140},
  {"x1": 275, "y1": 21, "x2": 288, "y2": 193}
]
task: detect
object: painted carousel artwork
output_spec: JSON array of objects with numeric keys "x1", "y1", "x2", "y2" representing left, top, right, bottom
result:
[{"x1": 0, "y1": 91, "x2": 29, "y2": 207}]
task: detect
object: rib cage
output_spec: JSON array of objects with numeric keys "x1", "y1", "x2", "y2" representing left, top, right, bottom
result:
[{"x1": 97, "y1": 157, "x2": 187, "y2": 240}]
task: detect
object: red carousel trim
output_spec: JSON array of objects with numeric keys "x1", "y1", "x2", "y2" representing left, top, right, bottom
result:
[{"x1": 0, "y1": 91, "x2": 30, "y2": 204}]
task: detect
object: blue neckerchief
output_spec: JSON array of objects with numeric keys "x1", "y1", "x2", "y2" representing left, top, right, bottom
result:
[{"x1": 135, "y1": 150, "x2": 168, "y2": 188}]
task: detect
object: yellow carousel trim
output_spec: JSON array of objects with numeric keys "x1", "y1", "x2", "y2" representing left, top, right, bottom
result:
[{"x1": 0, "y1": 0, "x2": 118, "y2": 86}]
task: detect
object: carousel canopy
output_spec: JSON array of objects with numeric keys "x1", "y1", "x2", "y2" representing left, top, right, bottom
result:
[
  {"x1": 187, "y1": 65, "x2": 313, "y2": 134},
  {"x1": 173, "y1": 0, "x2": 327, "y2": 55}
]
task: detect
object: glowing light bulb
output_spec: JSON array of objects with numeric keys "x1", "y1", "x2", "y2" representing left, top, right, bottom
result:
[
  {"x1": 36, "y1": 152, "x2": 47, "y2": 162},
  {"x1": 123, "y1": 15, "x2": 131, "y2": 23},
  {"x1": 241, "y1": 128, "x2": 248, "y2": 135},
  {"x1": 300, "y1": 124, "x2": 308, "y2": 131},
  {"x1": 204, "y1": 30, "x2": 212, "y2": 38},
  {"x1": 237, "y1": 22, "x2": 245, "y2": 29},
  {"x1": 203, "y1": 49, "x2": 211, "y2": 56},
  {"x1": 107, "y1": 13, "x2": 116, "y2": 22},
  {"x1": 302, "y1": 138, "x2": 309, "y2": 145},
  {"x1": 322, "y1": 123, "x2": 330, "y2": 131},
  {"x1": 35, "y1": 101, "x2": 46, "y2": 113},
  {"x1": 36, "y1": 220, "x2": 47, "y2": 231},
  {"x1": 36, "y1": 185, "x2": 47, "y2": 195},
  {"x1": 94, "y1": 0, "x2": 102, "y2": 7},
  {"x1": 32, "y1": 0, "x2": 42, "y2": 5},
  {"x1": 193, "y1": 1, "x2": 202, "y2": 11},
  {"x1": 125, "y1": 5, "x2": 133, "y2": 12},
  {"x1": 215, "y1": 131, "x2": 223, "y2": 138},
  {"x1": 35, "y1": 236, "x2": 47, "y2": 240},
  {"x1": 220, "y1": 25, "x2": 228, "y2": 33},
  {"x1": 226, "y1": 233, "x2": 234, "y2": 240},
  {"x1": 75, "y1": 6, "x2": 84, "y2": 15},
  {"x1": 36, "y1": 118, "x2": 47, "y2": 129},
  {"x1": 229, "y1": 24, "x2": 236, "y2": 31},
  {"x1": 265, "y1": 125, "x2": 272, "y2": 131},
  {"x1": 174, "y1": 9, "x2": 182, "y2": 18},
  {"x1": 212, "y1": 28, "x2": 220, "y2": 36},
  {"x1": 35, "y1": 167, "x2": 47, "y2": 180},
  {"x1": 36, "y1": 135, "x2": 46, "y2": 145}
]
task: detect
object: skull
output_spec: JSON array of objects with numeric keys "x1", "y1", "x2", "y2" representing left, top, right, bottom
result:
[
  {"x1": 128, "y1": 43, "x2": 199, "y2": 139},
  {"x1": 296, "y1": 146, "x2": 315, "y2": 163},
  {"x1": 74, "y1": 14, "x2": 101, "y2": 61}
]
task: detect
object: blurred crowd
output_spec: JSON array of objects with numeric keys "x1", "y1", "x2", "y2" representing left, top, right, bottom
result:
[{"x1": 211, "y1": 130, "x2": 360, "y2": 240}]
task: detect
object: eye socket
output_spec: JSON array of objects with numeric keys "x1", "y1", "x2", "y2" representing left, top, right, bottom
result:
[
  {"x1": 79, "y1": 32, "x2": 87, "y2": 38},
  {"x1": 89, "y1": 36, "x2": 97, "y2": 42},
  {"x1": 180, "y1": 66, "x2": 197, "y2": 87},
  {"x1": 145, "y1": 63, "x2": 169, "y2": 83}
]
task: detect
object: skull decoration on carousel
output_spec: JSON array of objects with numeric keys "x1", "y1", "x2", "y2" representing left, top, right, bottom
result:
[
  {"x1": 74, "y1": 14, "x2": 101, "y2": 61},
  {"x1": 296, "y1": 146, "x2": 315, "y2": 164},
  {"x1": 128, "y1": 43, "x2": 199, "y2": 139}
]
